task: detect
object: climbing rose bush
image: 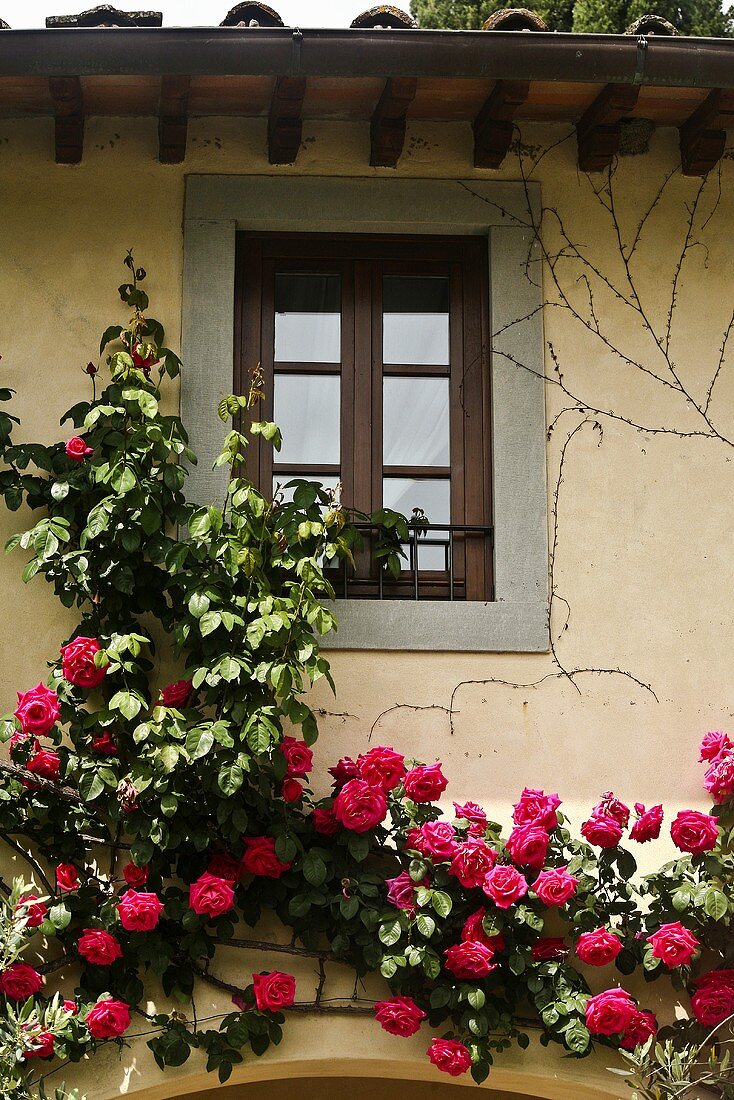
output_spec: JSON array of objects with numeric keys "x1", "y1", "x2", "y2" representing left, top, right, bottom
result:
[{"x1": 0, "y1": 259, "x2": 733, "y2": 1094}]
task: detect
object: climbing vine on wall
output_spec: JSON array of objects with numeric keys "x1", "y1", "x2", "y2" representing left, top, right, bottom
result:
[{"x1": 0, "y1": 258, "x2": 733, "y2": 1097}]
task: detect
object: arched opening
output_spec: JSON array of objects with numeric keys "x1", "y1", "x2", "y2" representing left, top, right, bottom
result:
[{"x1": 175, "y1": 1082, "x2": 531, "y2": 1100}]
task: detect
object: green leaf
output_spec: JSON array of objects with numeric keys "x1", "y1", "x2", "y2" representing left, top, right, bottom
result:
[
  {"x1": 416, "y1": 913, "x2": 436, "y2": 939},
  {"x1": 378, "y1": 918, "x2": 402, "y2": 947},
  {"x1": 48, "y1": 904, "x2": 72, "y2": 931},
  {"x1": 79, "y1": 771, "x2": 105, "y2": 802},
  {"x1": 704, "y1": 888, "x2": 729, "y2": 921},
  {"x1": 431, "y1": 890, "x2": 452, "y2": 918},
  {"x1": 218, "y1": 764, "x2": 244, "y2": 796},
  {"x1": 564, "y1": 1021, "x2": 591, "y2": 1055},
  {"x1": 109, "y1": 691, "x2": 142, "y2": 721},
  {"x1": 186, "y1": 726, "x2": 215, "y2": 761},
  {"x1": 158, "y1": 745, "x2": 180, "y2": 773},
  {"x1": 188, "y1": 592, "x2": 210, "y2": 619},
  {"x1": 302, "y1": 851, "x2": 328, "y2": 887},
  {"x1": 51, "y1": 481, "x2": 69, "y2": 502},
  {"x1": 200, "y1": 611, "x2": 222, "y2": 637},
  {"x1": 468, "y1": 987, "x2": 486, "y2": 1010}
]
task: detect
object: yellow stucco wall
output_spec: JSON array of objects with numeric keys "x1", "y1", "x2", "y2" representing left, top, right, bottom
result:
[{"x1": 1, "y1": 114, "x2": 733, "y2": 1098}]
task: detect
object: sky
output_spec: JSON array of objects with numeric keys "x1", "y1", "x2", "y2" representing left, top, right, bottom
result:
[{"x1": 2, "y1": 0, "x2": 412, "y2": 28}]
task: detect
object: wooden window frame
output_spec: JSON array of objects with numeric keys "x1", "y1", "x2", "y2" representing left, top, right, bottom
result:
[{"x1": 234, "y1": 232, "x2": 493, "y2": 601}]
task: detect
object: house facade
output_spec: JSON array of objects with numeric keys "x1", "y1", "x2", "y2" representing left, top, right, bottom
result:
[{"x1": 1, "y1": 4, "x2": 733, "y2": 1098}]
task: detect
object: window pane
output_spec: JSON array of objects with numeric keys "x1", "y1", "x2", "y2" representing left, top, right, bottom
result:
[
  {"x1": 275, "y1": 273, "x2": 341, "y2": 363},
  {"x1": 383, "y1": 377, "x2": 449, "y2": 467},
  {"x1": 383, "y1": 275, "x2": 449, "y2": 366},
  {"x1": 383, "y1": 477, "x2": 450, "y2": 571},
  {"x1": 274, "y1": 374, "x2": 340, "y2": 464}
]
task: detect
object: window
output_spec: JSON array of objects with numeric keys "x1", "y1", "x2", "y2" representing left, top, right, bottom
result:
[{"x1": 235, "y1": 235, "x2": 493, "y2": 601}]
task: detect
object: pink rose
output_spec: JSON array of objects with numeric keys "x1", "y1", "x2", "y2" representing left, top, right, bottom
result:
[
  {"x1": 16, "y1": 893, "x2": 47, "y2": 929},
  {"x1": 122, "y1": 861, "x2": 149, "y2": 887},
  {"x1": 22, "y1": 1027, "x2": 55, "y2": 1060},
  {"x1": 647, "y1": 922, "x2": 699, "y2": 968},
  {"x1": 704, "y1": 751, "x2": 734, "y2": 803},
  {"x1": 358, "y1": 745, "x2": 405, "y2": 792},
  {"x1": 533, "y1": 867, "x2": 578, "y2": 907},
  {"x1": 56, "y1": 863, "x2": 79, "y2": 891},
  {"x1": 65, "y1": 436, "x2": 93, "y2": 462},
  {"x1": 63, "y1": 999, "x2": 77, "y2": 1014},
  {"x1": 506, "y1": 825, "x2": 550, "y2": 870},
  {"x1": 403, "y1": 763, "x2": 447, "y2": 803},
  {"x1": 411, "y1": 821, "x2": 457, "y2": 862},
  {"x1": 282, "y1": 778, "x2": 303, "y2": 803},
  {"x1": 576, "y1": 928, "x2": 623, "y2": 967},
  {"x1": 333, "y1": 779, "x2": 387, "y2": 833},
  {"x1": 329, "y1": 756, "x2": 360, "y2": 791},
  {"x1": 77, "y1": 928, "x2": 123, "y2": 966},
  {"x1": 449, "y1": 838, "x2": 498, "y2": 888},
  {"x1": 241, "y1": 836, "x2": 291, "y2": 878},
  {"x1": 427, "y1": 1037, "x2": 472, "y2": 1077},
  {"x1": 311, "y1": 807, "x2": 340, "y2": 837},
  {"x1": 585, "y1": 988, "x2": 637, "y2": 1036},
  {"x1": 512, "y1": 788, "x2": 561, "y2": 831},
  {"x1": 581, "y1": 814, "x2": 623, "y2": 848},
  {"x1": 26, "y1": 749, "x2": 61, "y2": 782},
  {"x1": 374, "y1": 995, "x2": 426, "y2": 1037},
  {"x1": 620, "y1": 1008, "x2": 657, "y2": 1051},
  {"x1": 14, "y1": 683, "x2": 60, "y2": 735},
  {"x1": 386, "y1": 870, "x2": 424, "y2": 916},
  {"x1": 116, "y1": 889, "x2": 164, "y2": 932},
  {"x1": 453, "y1": 800, "x2": 488, "y2": 835},
  {"x1": 0, "y1": 963, "x2": 43, "y2": 1001},
  {"x1": 60, "y1": 636, "x2": 107, "y2": 690},
  {"x1": 700, "y1": 730, "x2": 732, "y2": 762},
  {"x1": 630, "y1": 803, "x2": 663, "y2": 843},
  {"x1": 85, "y1": 997, "x2": 131, "y2": 1038},
  {"x1": 462, "y1": 907, "x2": 505, "y2": 953},
  {"x1": 690, "y1": 969, "x2": 734, "y2": 1026},
  {"x1": 189, "y1": 873, "x2": 236, "y2": 918},
  {"x1": 444, "y1": 940, "x2": 496, "y2": 979},
  {"x1": 483, "y1": 864, "x2": 527, "y2": 909},
  {"x1": 160, "y1": 679, "x2": 192, "y2": 708},
  {"x1": 280, "y1": 736, "x2": 313, "y2": 778},
  {"x1": 592, "y1": 792, "x2": 630, "y2": 827},
  {"x1": 531, "y1": 937, "x2": 568, "y2": 961},
  {"x1": 670, "y1": 810, "x2": 719, "y2": 854},
  {"x1": 91, "y1": 731, "x2": 118, "y2": 756},
  {"x1": 252, "y1": 970, "x2": 296, "y2": 1011}
]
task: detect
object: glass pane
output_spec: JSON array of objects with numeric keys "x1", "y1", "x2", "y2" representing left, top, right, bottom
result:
[
  {"x1": 275, "y1": 273, "x2": 341, "y2": 363},
  {"x1": 274, "y1": 374, "x2": 340, "y2": 464},
  {"x1": 383, "y1": 477, "x2": 450, "y2": 571},
  {"x1": 383, "y1": 275, "x2": 449, "y2": 366},
  {"x1": 383, "y1": 377, "x2": 449, "y2": 467}
]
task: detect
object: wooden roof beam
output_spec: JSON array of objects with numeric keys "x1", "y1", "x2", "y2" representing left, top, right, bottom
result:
[
  {"x1": 473, "y1": 80, "x2": 529, "y2": 169},
  {"x1": 680, "y1": 88, "x2": 734, "y2": 176},
  {"x1": 268, "y1": 75, "x2": 306, "y2": 165},
  {"x1": 49, "y1": 75, "x2": 84, "y2": 164},
  {"x1": 158, "y1": 74, "x2": 190, "y2": 164},
  {"x1": 370, "y1": 76, "x2": 417, "y2": 168},
  {"x1": 577, "y1": 83, "x2": 640, "y2": 172}
]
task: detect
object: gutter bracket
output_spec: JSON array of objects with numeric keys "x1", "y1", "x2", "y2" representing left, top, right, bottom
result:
[{"x1": 633, "y1": 35, "x2": 648, "y2": 85}]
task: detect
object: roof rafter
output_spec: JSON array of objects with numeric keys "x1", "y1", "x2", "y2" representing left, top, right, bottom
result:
[
  {"x1": 267, "y1": 75, "x2": 306, "y2": 165},
  {"x1": 679, "y1": 88, "x2": 734, "y2": 175},
  {"x1": 473, "y1": 80, "x2": 529, "y2": 169},
  {"x1": 576, "y1": 83, "x2": 640, "y2": 172},
  {"x1": 158, "y1": 74, "x2": 190, "y2": 164},
  {"x1": 370, "y1": 76, "x2": 417, "y2": 168},
  {"x1": 49, "y1": 75, "x2": 84, "y2": 164}
]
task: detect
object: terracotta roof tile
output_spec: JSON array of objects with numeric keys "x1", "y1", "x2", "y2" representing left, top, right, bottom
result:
[
  {"x1": 625, "y1": 13, "x2": 679, "y2": 35},
  {"x1": 483, "y1": 8, "x2": 548, "y2": 31},
  {"x1": 350, "y1": 6, "x2": 417, "y2": 29},
  {"x1": 46, "y1": 6, "x2": 162, "y2": 27},
  {"x1": 220, "y1": 3, "x2": 284, "y2": 26}
]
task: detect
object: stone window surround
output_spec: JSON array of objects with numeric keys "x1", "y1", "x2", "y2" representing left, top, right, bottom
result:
[{"x1": 182, "y1": 175, "x2": 549, "y2": 653}]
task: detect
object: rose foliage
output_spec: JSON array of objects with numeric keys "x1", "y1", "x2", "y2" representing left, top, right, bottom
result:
[{"x1": 0, "y1": 259, "x2": 733, "y2": 1093}]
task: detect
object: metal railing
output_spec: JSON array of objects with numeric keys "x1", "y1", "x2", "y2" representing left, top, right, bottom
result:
[{"x1": 336, "y1": 522, "x2": 494, "y2": 601}]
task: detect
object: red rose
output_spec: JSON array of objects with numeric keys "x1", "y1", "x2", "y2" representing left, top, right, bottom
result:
[
  {"x1": 91, "y1": 731, "x2": 118, "y2": 756},
  {"x1": 241, "y1": 836, "x2": 291, "y2": 878},
  {"x1": 532, "y1": 867, "x2": 578, "y2": 907},
  {"x1": 60, "y1": 636, "x2": 107, "y2": 690},
  {"x1": 374, "y1": 995, "x2": 426, "y2": 1037},
  {"x1": 690, "y1": 969, "x2": 734, "y2": 1026},
  {"x1": 14, "y1": 683, "x2": 60, "y2": 735},
  {"x1": 26, "y1": 749, "x2": 61, "y2": 782},
  {"x1": 461, "y1": 907, "x2": 505, "y2": 953},
  {"x1": 160, "y1": 679, "x2": 193, "y2": 708},
  {"x1": 403, "y1": 763, "x2": 447, "y2": 803},
  {"x1": 329, "y1": 756, "x2": 360, "y2": 791},
  {"x1": 647, "y1": 922, "x2": 699, "y2": 968},
  {"x1": 700, "y1": 730, "x2": 732, "y2": 762},
  {"x1": 620, "y1": 1008, "x2": 657, "y2": 1051},
  {"x1": 444, "y1": 941, "x2": 496, "y2": 979},
  {"x1": 189, "y1": 872, "x2": 236, "y2": 918},
  {"x1": 576, "y1": 928, "x2": 623, "y2": 967},
  {"x1": 16, "y1": 893, "x2": 48, "y2": 929},
  {"x1": 131, "y1": 342, "x2": 158, "y2": 375},
  {"x1": 123, "y1": 861, "x2": 149, "y2": 887},
  {"x1": 116, "y1": 889, "x2": 164, "y2": 931},
  {"x1": 63, "y1": 999, "x2": 77, "y2": 1014},
  {"x1": 427, "y1": 1037, "x2": 472, "y2": 1077},
  {"x1": 512, "y1": 788, "x2": 561, "y2": 831},
  {"x1": 453, "y1": 800, "x2": 488, "y2": 835},
  {"x1": 65, "y1": 436, "x2": 93, "y2": 462},
  {"x1": 22, "y1": 1027, "x2": 55, "y2": 1060},
  {"x1": 704, "y1": 751, "x2": 734, "y2": 802},
  {"x1": 585, "y1": 988, "x2": 637, "y2": 1036},
  {"x1": 670, "y1": 810, "x2": 719, "y2": 854},
  {"x1": 448, "y1": 838, "x2": 498, "y2": 888},
  {"x1": 206, "y1": 853, "x2": 240, "y2": 881},
  {"x1": 77, "y1": 928, "x2": 123, "y2": 966},
  {"x1": 333, "y1": 779, "x2": 387, "y2": 833},
  {"x1": 357, "y1": 745, "x2": 405, "y2": 792},
  {"x1": 8, "y1": 730, "x2": 40, "y2": 760},
  {"x1": 0, "y1": 963, "x2": 43, "y2": 1001},
  {"x1": 85, "y1": 996, "x2": 131, "y2": 1038},
  {"x1": 386, "y1": 870, "x2": 427, "y2": 916},
  {"x1": 483, "y1": 865, "x2": 527, "y2": 909},
  {"x1": 581, "y1": 814, "x2": 623, "y2": 848},
  {"x1": 280, "y1": 736, "x2": 313, "y2": 778},
  {"x1": 630, "y1": 803, "x2": 663, "y2": 843},
  {"x1": 252, "y1": 970, "x2": 296, "y2": 1012},
  {"x1": 411, "y1": 821, "x2": 457, "y2": 862},
  {"x1": 506, "y1": 825, "x2": 550, "y2": 870},
  {"x1": 592, "y1": 792, "x2": 630, "y2": 827},
  {"x1": 311, "y1": 807, "x2": 340, "y2": 837},
  {"x1": 531, "y1": 937, "x2": 568, "y2": 961},
  {"x1": 56, "y1": 863, "x2": 79, "y2": 892},
  {"x1": 282, "y1": 778, "x2": 303, "y2": 803}
]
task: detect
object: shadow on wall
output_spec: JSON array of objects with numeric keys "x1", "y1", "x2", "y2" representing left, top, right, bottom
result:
[{"x1": 173, "y1": 1081, "x2": 559, "y2": 1099}]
